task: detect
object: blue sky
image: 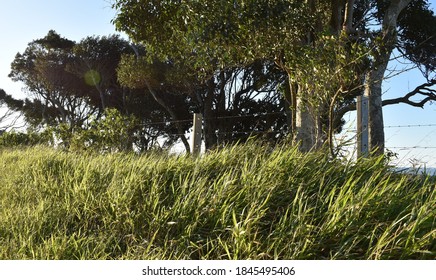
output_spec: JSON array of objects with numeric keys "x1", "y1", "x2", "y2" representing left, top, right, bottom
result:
[
  {"x1": 0, "y1": 0, "x2": 123, "y2": 99},
  {"x1": 0, "y1": 0, "x2": 435, "y2": 167}
]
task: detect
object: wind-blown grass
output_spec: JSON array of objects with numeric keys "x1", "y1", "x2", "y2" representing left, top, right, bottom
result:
[{"x1": 0, "y1": 143, "x2": 434, "y2": 259}]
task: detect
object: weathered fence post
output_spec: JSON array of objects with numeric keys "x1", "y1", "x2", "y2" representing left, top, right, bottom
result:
[
  {"x1": 357, "y1": 94, "x2": 369, "y2": 158},
  {"x1": 191, "y1": 113, "x2": 202, "y2": 155}
]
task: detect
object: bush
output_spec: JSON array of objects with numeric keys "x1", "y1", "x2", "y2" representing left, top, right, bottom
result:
[
  {"x1": 73, "y1": 109, "x2": 138, "y2": 153},
  {"x1": 0, "y1": 130, "x2": 53, "y2": 148}
]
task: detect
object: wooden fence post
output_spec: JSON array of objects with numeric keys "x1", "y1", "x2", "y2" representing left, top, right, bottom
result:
[{"x1": 191, "y1": 113, "x2": 202, "y2": 155}]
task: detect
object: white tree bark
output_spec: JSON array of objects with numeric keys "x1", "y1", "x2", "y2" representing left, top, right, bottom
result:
[
  {"x1": 295, "y1": 96, "x2": 316, "y2": 152},
  {"x1": 294, "y1": 92, "x2": 325, "y2": 152}
]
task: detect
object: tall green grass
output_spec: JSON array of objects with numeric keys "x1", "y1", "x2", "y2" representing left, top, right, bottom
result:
[{"x1": 0, "y1": 143, "x2": 434, "y2": 259}]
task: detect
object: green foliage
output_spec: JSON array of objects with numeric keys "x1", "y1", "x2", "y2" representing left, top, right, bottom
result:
[
  {"x1": 0, "y1": 130, "x2": 53, "y2": 148},
  {"x1": 398, "y1": 0, "x2": 436, "y2": 79},
  {"x1": 8, "y1": 31, "x2": 149, "y2": 129},
  {"x1": 113, "y1": 0, "x2": 436, "y2": 155},
  {"x1": 285, "y1": 33, "x2": 368, "y2": 107},
  {"x1": 116, "y1": 55, "x2": 148, "y2": 89},
  {"x1": 54, "y1": 109, "x2": 139, "y2": 153},
  {"x1": 0, "y1": 143, "x2": 434, "y2": 259},
  {"x1": 117, "y1": 53, "x2": 199, "y2": 92},
  {"x1": 7, "y1": 31, "x2": 187, "y2": 150},
  {"x1": 113, "y1": 0, "x2": 311, "y2": 71},
  {"x1": 0, "y1": 89, "x2": 23, "y2": 111},
  {"x1": 112, "y1": 0, "x2": 366, "y2": 98},
  {"x1": 112, "y1": 0, "x2": 373, "y2": 154}
]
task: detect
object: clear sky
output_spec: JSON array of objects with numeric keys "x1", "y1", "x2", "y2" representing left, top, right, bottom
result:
[
  {"x1": 0, "y1": 0, "x2": 435, "y2": 167},
  {"x1": 0, "y1": 0, "x2": 124, "y2": 99}
]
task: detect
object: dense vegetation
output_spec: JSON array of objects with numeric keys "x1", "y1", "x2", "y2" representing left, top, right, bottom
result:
[
  {"x1": 0, "y1": 143, "x2": 434, "y2": 259},
  {"x1": 2, "y1": 1, "x2": 435, "y2": 155},
  {"x1": 1, "y1": 1, "x2": 435, "y2": 262}
]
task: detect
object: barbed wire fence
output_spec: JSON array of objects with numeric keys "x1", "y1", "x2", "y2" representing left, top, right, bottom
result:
[
  {"x1": 336, "y1": 117, "x2": 436, "y2": 169},
  {"x1": 383, "y1": 123, "x2": 436, "y2": 169},
  {"x1": 140, "y1": 112, "x2": 436, "y2": 168}
]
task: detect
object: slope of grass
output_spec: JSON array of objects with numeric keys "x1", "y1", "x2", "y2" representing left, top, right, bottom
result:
[{"x1": 0, "y1": 144, "x2": 434, "y2": 259}]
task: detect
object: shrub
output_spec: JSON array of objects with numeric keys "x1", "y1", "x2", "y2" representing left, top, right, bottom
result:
[
  {"x1": 0, "y1": 130, "x2": 53, "y2": 147},
  {"x1": 72, "y1": 109, "x2": 138, "y2": 153}
]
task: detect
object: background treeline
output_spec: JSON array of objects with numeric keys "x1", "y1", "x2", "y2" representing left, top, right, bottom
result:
[
  {"x1": 1, "y1": 31, "x2": 291, "y2": 153},
  {"x1": 2, "y1": 0, "x2": 435, "y2": 156}
]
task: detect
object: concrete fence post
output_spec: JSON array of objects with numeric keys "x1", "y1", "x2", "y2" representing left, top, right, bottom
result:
[
  {"x1": 357, "y1": 94, "x2": 369, "y2": 158},
  {"x1": 191, "y1": 113, "x2": 202, "y2": 155}
]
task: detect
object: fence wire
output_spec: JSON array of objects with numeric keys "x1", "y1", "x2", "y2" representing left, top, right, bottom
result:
[{"x1": 145, "y1": 113, "x2": 436, "y2": 166}]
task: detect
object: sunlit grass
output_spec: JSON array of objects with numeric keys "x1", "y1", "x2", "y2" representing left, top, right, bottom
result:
[{"x1": 0, "y1": 143, "x2": 434, "y2": 259}]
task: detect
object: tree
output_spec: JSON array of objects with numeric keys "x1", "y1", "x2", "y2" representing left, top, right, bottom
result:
[
  {"x1": 0, "y1": 89, "x2": 23, "y2": 130},
  {"x1": 70, "y1": 35, "x2": 192, "y2": 151},
  {"x1": 9, "y1": 30, "x2": 97, "y2": 128},
  {"x1": 118, "y1": 51, "x2": 290, "y2": 151},
  {"x1": 117, "y1": 53, "x2": 195, "y2": 152},
  {"x1": 335, "y1": 0, "x2": 436, "y2": 155},
  {"x1": 364, "y1": 0, "x2": 412, "y2": 154},
  {"x1": 368, "y1": 0, "x2": 436, "y2": 154},
  {"x1": 7, "y1": 31, "x2": 194, "y2": 152},
  {"x1": 113, "y1": 0, "x2": 366, "y2": 153},
  {"x1": 113, "y1": 0, "x2": 436, "y2": 155},
  {"x1": 196, "y1": 61, "x2": 288, "y2": 149},
  {"x1": 69, "y1": 35, "x2": 135, "y2": 112}
]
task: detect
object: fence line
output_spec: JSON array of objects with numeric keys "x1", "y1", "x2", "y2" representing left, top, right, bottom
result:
[
  {"x1": 385, "y1": 124, "x2": 436, "y2": 128},
  {"x1": 143, "y1": 113, "x2": 436, "y2": 160},
  {"x1": 386, "y1": 146, "x2": 436, "y2": 150},
  {"x1": 143, "y1": 114, "x2": 436, "y2": 130},
  {"x1": 141, "y1": 111, "x2": 286, "y2": 127},
  {"x1": 140, "y1": 119, "x2": 192, "y2": 126}
]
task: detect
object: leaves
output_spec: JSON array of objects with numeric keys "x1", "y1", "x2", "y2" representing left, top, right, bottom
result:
[{"x1": 113, "y1": 0, "x2": 310, "y2": 73}]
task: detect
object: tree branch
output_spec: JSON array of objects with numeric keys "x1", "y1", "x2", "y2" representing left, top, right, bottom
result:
[
  {"x1": 382, "y1": 79, "x2": 436, "y2": 108},
  {"x1": 338, "y1": 79, "x2": 436, "y2": 116}
]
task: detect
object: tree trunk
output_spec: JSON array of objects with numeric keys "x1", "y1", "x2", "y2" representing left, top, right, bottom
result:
[
  {"x1": 292, "y1": 0, "x2": 327, "y2": 152},
  {"x1": 203, "y1": 77, "x2": 218, "y2": 150},
  {"x1": 365, "y1": 0, "x2": 412, "y2": 155},
  {"x1": 342, "y1": 0, "x2": 355, "y2": 33},
  {"x1": 216, "y1": 70, "x2": 228, "y2": 144},
  {"x1": 294, "y1": 93, "x2": 317, "y2": 152},
  {"x1": 96, "y1": 84, "x2": 106, "y2": 111},
  {"x1": 144, "y1": 80, "x2": 191, "y2": 154},
  {"x1": 282, "y1": 76, "x2": 294, "y2": 135}
]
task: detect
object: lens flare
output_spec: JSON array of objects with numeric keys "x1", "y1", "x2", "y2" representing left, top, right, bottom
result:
[{"x1": 84, "y1": 70, "x2": 101, "y2": 86}]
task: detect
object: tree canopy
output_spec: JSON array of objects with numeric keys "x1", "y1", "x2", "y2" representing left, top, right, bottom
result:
[
  {"x1": 5, "y1": 30, "x2": 293, "y2": 152},
  {"x1": 113, "y1": 1, "x2": 311, "y2": 69},
  {"x1": 6, "y1": 31, "x2": 193, "y2": 151},
  {"x1": 113, "y1": 0, "x2": 436, "y2": 155},
  {"x1": 3, "y1": 1, "x2": 435, "y2": 154}
]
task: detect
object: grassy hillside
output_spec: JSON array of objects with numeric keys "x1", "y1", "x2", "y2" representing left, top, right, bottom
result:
[{"x1": 0, "y1": 144, "x2": 434, "y2": 259}]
